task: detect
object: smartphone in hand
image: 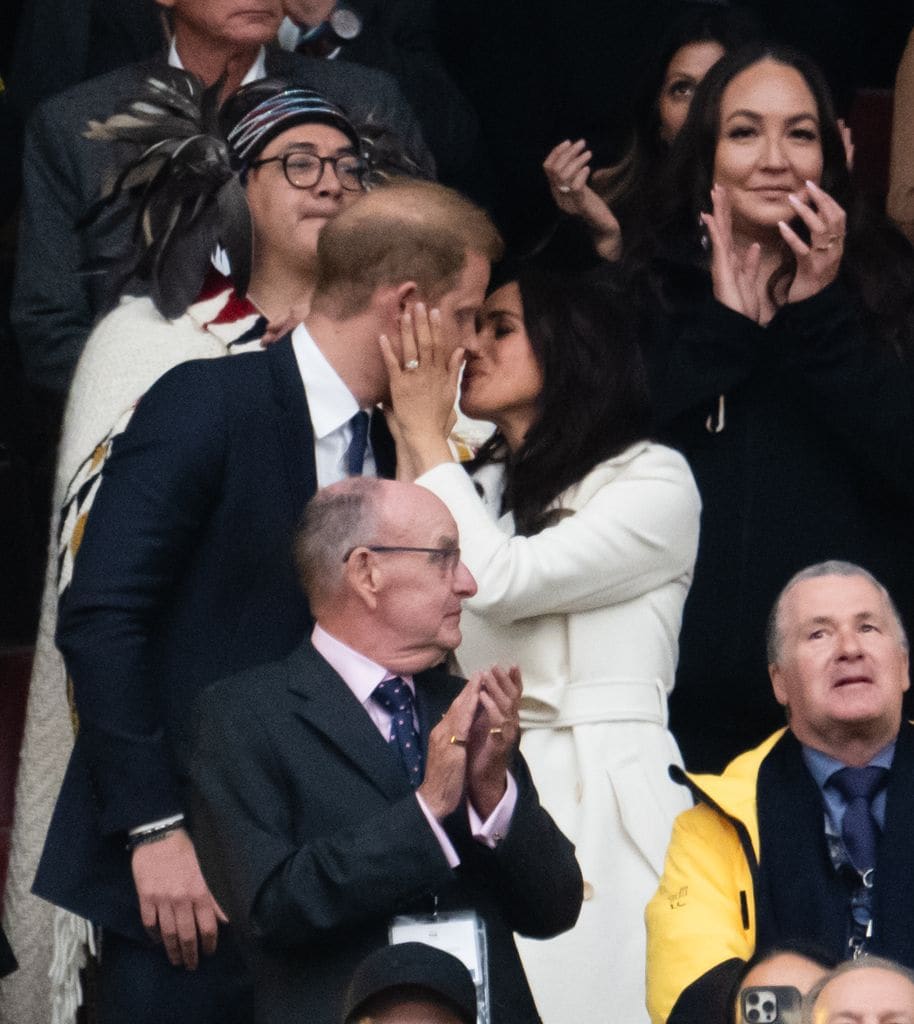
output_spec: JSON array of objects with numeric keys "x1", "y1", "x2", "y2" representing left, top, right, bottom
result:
[{"x1": 740, "y1": 986, "x2": 802, "y2": 1024}]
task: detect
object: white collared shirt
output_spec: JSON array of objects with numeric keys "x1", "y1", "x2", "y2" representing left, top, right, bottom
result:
[
  {"x1": 291, "y1": 322, "x2": 377, "y2": 485},
  {"x1": 168, "y1": 40, "x2": 267, "y2": 83}
]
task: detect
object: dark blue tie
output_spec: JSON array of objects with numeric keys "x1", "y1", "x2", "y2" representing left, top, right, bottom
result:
[
  {"x1": 831, "y1": 765, "x2": 889, "y2": 874},
  {"x1": 346, "y1": 410, "x2": 370, "y2": 476},
  {"x1": 371, "y1": 677, "x2": 423, "y2": 787}
]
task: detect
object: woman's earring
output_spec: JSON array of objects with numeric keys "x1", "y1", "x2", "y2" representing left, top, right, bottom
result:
[{"x1": 698, "y1": 213, "x2": 710, "y2": 252}]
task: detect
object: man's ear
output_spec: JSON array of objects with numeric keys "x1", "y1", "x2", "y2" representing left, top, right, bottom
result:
[
  {"x1": 769, "y1": 664, "x2": 788, "y2": 707},
  {"x1": 395, "y1": 281, "x2": 420, "y2": 312},
  {"x1": 343, "y1": 548, "x2": 381, "y2": 611}
]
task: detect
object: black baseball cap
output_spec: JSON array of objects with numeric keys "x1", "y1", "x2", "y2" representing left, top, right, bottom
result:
[{"x1": 342, "y1": 942, "x2": 477, "y2": 1023}]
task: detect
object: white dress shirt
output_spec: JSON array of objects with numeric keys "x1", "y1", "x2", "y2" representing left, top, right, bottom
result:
[
  {"x1": 168, "y1": 40, "x2": 267, "y2": 83},
  {"x1": 291, "y1": 322, "x2": 377, "y2": 485}
]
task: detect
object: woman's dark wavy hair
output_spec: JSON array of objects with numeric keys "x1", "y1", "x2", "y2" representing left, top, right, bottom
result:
[
  {"x1": 591, "y1": 4, "x2": 760, "y2": 215},
  {"x1": 639, "y1": 41, "x2": 914, "y2": 354},
  {"x1": 468, "y1": 266, "x2": 652, "y2": 536}
]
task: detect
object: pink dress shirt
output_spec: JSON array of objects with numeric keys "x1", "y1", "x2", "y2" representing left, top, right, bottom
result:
[{"x1": 312, "y1": 624, "x2": 517, "y2": 867}]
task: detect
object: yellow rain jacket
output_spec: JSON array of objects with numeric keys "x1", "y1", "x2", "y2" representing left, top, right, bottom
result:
[{"x1": 645, "y1": 730, "x2": 786, "y2": 1023}]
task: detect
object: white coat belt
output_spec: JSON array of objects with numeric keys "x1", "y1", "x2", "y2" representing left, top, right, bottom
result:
[{"x1": 520, "y1": 677, "x2": 669, "y2": 730}]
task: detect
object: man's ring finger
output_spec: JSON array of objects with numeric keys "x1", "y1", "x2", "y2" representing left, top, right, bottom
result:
[
  {"x1": 404, "y1": 359, "x2": 420, "y2": 371},
  {"x1": 449, "y1": 735, "x2": 468, "y2": 746},
  {"x1": 557, "y1": 184, "x2": 571, "y2": 194}
]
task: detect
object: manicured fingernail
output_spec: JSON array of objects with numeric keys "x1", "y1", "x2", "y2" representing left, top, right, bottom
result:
[
  {"x1": 430, "y1": 308, "x2": 441, "y2": 322},
  {"x1": 788, "y1": 194, "x2": 801, "y2": 205},
  {"x1": 379, "y1": 333, "x2": 388, "y2": 345},
  {"x1": 415, "y1": 302, "x2": 425, "y2": 315},
  {"x1": 805, "y1": 179, "x2": 819, "y2": 189}
]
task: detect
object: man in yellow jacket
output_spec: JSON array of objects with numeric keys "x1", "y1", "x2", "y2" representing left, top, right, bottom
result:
[{"x1": 646, "y1": 560, "x2": 914, "y2": 1024}]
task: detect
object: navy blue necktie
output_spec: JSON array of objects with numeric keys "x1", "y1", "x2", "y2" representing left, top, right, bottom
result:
[
  {"x1": 346, "y1": 410, "x2": 370, "y2": 476},
  {"x1": 371, "y1": 677, "x2": 423, "y2": 787},
  {"x1": 831, "y1": 765, "x2": 889, "y2": 874}
]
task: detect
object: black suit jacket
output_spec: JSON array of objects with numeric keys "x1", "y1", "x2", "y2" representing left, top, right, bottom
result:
[
  {"x1": 36, "y1": 337, "x2": 395, "y2": 939},
  {"x1": 189, "y1": 641, "x2": 583, "y2": 1024},
  {"x1": 11, "y1": 48, "x2": 428, "y2": 392}
]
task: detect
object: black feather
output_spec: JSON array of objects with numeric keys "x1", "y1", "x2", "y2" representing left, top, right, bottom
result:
[{"x1": 80, "y1": 69, "x2": 239, "y2": 319}]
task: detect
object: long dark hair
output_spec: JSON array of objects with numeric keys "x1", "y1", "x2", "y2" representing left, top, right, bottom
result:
[
  {"x1": 638, "y1": 42, "x2": 914, "y2": 353},
  {"x1": 469, "y1": 267, "x2": 652, "y2": 536},
  {"x1": 592, "y1": 5, "x2": 759, "y2": 217}
]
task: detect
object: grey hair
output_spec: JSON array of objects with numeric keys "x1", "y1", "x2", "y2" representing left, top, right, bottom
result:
[
  {"x1": 293, "y1": 478, "x2": 387, "y2": 610},
  {"x1": 802, "y1": 955, "x2": 914, "y2": 1023},
  {"x1": 766, "y1": 560, "x2": 909, "y2": 665}
]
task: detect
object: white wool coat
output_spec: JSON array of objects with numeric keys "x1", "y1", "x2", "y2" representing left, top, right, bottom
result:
[{"x1": 417, "y1": 441, "x2": 701, "y2": 1024}]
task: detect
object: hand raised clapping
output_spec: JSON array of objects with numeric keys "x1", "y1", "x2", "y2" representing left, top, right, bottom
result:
[
  {"x1": 778, "y1": 179, "x2": 846, "y2": 304},
  {"x1": 418, "y1": 666, "x2": 522, "y2": 821},
  {"x1": 701, "y1": 183, "x2": 762, "y2": 323},
  {"x1": 543, "y1": 139, "x2": 622, "y2": 260}
]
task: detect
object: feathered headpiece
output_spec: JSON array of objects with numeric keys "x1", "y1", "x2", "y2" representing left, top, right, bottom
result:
[{"x1": 83, "y1": 71, "x2": 364, "y2": 319}]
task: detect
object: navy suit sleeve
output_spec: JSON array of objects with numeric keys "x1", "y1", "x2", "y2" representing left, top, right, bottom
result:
[{"x1": 56, "y1": 360, "x2": 228, "y2": 834}]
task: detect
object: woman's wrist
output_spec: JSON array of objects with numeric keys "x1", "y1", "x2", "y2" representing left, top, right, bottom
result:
[{"x1": 399, "y1": 431, "x2": 454, "y2": 475}]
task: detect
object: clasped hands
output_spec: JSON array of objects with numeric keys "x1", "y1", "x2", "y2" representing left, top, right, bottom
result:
[
  {"x1": 702, "y1": 179, "x2": 846, "y2": 322},
  {"x1": 418, "y1": 665, "x2": 522, "y2": 823}
]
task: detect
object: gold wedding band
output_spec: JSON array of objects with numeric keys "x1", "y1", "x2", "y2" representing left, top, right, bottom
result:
[
  {"x1": 404, "y1": 359, "x2": 419, "y2": 371},
  {"x1": 558, "y1": 184, "x2": 571, "y2": 194},
  {"x1": 489, "y1": 727, "x2": 504, "y2": 736},
  {"x1": 449, "y1": 735, "x2": 468, "y2": 746},
  {"x1": 814, "y1": 244, "x2": 832, "y2": 252}
]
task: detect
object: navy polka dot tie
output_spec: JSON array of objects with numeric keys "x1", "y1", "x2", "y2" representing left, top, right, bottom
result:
[{"x1": 371, "y1": 677, "x2": 423, "y2": 787}]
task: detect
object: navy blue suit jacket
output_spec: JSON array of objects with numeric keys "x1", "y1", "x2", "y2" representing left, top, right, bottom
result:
[{"x1": 36, "y1": 337, "x2": 395, "y2": 939}]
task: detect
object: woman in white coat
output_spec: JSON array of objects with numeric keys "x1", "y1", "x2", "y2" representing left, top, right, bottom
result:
[{"x1": 382, "y1": 267, "x2": 701, "y2": 1023}]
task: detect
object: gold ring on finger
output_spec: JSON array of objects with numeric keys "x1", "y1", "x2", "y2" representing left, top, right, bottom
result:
[
  {"x1": 404, "y1": 359, "x2": 420, "y2": 371},
  {"x1": 813, "y1": 243, "x2": 832, "y2": 252},
  {"x1": 449, "y1": 735, "x2": 468, "y2": 746},
  {"x1": 489, "y1": 727, "x2": 503, "y2": 736},
  {"x1": 558, "y1": 185, "x2": 571, "y2": 194}
]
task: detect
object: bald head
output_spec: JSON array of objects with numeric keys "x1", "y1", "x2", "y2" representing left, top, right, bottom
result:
[
  {"x1": 295, "y1": 479, "x2": 476, "y2": 673},
  {"x1": 295, "y1": 477, "x2": 392, "y2": 611},
  {"x1": 804, "y1": 958, "x2": 914, "y2": 1024},
  {"x1": 310, "y1": 179, "x2": 503, "y2": 320}
]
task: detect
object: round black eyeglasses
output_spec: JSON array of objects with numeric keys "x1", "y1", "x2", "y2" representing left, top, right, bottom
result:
[{"x1": 248, "y1": 151, "x2": 366, "y2": 191}]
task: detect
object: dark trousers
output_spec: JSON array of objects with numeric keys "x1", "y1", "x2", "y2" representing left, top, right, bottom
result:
[{"x1": 96, "y1": 927, "x2": 253, "y2": 1024}]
